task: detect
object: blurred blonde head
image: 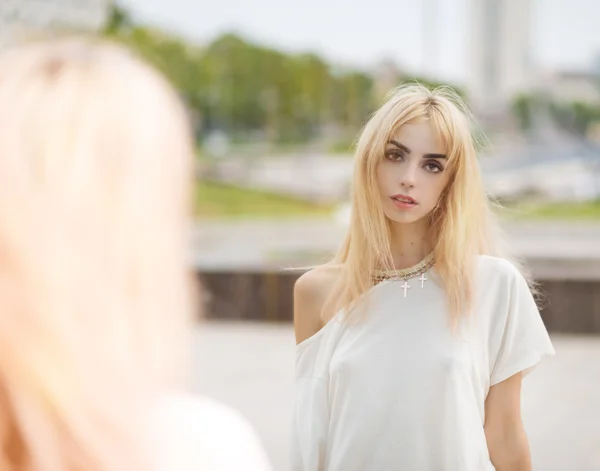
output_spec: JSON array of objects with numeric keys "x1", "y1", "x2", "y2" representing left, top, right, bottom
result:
[
  {"x1": 0, "y1": 37, "x2": 196, "y2": 470},
  {"x1": 327, "y1": 83, "x2": 517, "y2": 327}
]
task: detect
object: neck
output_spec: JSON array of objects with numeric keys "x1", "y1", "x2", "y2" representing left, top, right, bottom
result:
[{"x1": 388, "y1": 219, "x2": 432, "y2": 269}]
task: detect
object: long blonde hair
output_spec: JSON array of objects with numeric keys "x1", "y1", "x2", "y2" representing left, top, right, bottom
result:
[
  {"x1": 0, "y1": 37, "x2": 196, "y2": 470},
  {"x1": 326, "y1": 84, "x2": 516, "y2": 327}
]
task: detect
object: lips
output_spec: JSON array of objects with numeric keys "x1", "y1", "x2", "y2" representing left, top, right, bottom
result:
[{"x1": 391, "y1": 194, "x2": 417, "y2": 204}]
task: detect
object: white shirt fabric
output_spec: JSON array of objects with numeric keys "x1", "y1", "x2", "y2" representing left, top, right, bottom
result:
[
  {"x1": 149, "y1": 393, "x2": 273, "y2": 471},
  {"x1": 292, "y1": 255, "x2": 555, "y2": 471}
]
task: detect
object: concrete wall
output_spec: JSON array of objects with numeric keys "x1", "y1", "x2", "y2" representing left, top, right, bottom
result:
[{"x1": 197, "y1": 259, "x2": 600, "y2": 334}]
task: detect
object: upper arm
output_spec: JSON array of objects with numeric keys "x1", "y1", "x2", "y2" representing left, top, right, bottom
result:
[
  {"x1": 293, "y1": 270, "x2": 325, "y2": 345},
  {"x1": 484, "y1": 372, "x2": 523, "y2": 432},
  {"x1": 484, "y1": 373, "x2": 531, "y2": 469}
]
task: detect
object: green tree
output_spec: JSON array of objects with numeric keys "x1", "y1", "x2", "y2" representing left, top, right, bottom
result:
[
  {"x1": 103, "y1": 8, "x2": 465, "y2": 146},
  {"x1": 103, "y1": 3, "x2": 133, "y2": 35},
  {"x1": 512, "y1": 93, "x2": 535, "y2": 131}
]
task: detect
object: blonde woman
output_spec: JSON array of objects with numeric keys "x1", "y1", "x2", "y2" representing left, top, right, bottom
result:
[
  {"x1": 293, "y1": 85, "x2": 555, "y2": 471},
  {"x1": 0, "y1": 38, "x2": 271, "y2": 471}
]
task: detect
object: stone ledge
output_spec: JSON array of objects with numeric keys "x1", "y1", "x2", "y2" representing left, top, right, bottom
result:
[{"x1": 196, "y1": 262, "x2": 600, "y2": 334}]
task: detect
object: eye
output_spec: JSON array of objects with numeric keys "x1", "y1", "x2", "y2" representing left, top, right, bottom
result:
[
  {"x1": 385, "y1": 150, "x2": 405, "y2": 162},
  {"x1": 424, "y1": 161, "x2": 444, "y2": 173}
]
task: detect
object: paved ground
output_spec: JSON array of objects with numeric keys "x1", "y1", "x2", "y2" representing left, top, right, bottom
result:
[{"x1": 191, "y1": 321, "x2": 600, "y2": 471}]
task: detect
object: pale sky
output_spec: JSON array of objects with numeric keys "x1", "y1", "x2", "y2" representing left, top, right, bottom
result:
[{"x1": 120, "y1": 0, "x2": 600, "y2": 84}]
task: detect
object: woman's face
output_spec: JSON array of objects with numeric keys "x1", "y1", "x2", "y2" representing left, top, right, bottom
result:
[{"x1": 376, "y1": 120, "x2": 452, "y2": 226}]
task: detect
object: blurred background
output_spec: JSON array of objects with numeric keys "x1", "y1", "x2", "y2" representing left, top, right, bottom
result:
[{"x1": 1, "y1": 0, "x2": 599, "y2": 470}]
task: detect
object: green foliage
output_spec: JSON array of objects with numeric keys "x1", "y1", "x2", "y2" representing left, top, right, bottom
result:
[
  {"x1": 195, "y1": 181, "x2": 334, "y2": 218},
  {"x1": 565, "y1": 102, "x2": 600, "y2": 135},
  {"x1": 504, "y1": 200, "x2": 600, "y2": 220},
  {"x1": 512, "y1": 94, "x2": 535, "y2": 131},
  {"x1": 103, "y1": 3, "x2": 132, "y2": 35},
  {"x1": 512, "y1": 92, "x2": 600, "y2": 137},
  {"x1": 104, "y1": 3, "x2": 464, "y2": 146}
]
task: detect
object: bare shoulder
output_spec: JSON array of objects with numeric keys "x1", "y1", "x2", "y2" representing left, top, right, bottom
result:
[{"x1": 293, "y1": 264, "x2": 342, "y2": 345}]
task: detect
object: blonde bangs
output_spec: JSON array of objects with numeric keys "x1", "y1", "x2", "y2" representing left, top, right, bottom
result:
[{"x1": 427, "y1": 105, "x2": 462, "y2": 167}]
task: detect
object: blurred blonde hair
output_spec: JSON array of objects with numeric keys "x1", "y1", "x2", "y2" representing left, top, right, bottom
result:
[
  {"x1": 325, "y1": 83, "x2": 523, "y2": 328},
  {"x1": 0, "y1": 37, "x2": 196, "y2": 470}
]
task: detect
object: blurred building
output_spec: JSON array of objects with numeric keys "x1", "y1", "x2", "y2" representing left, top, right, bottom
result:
[
  {"x1": 593, "y1": 52, "x2": 600, "y2": 77},
  {"x1": 541, "y1": 70, "x2": 600, "y2": 105},
  {"x1": 468, "y1": 0, "x2": 534, "y2": 120},
  {"x1": 0, "y1": 0, "x2": 110, "y2": 47}
]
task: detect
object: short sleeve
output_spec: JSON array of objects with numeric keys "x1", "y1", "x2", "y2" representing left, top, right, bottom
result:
[{"x1": 489, "y1": 265, "x2": 555, "y2": 386}]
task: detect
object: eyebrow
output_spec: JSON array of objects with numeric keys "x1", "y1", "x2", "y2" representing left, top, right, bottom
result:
[{"x1": 387, "y1": 139, "x2": 447, "y2": 160}]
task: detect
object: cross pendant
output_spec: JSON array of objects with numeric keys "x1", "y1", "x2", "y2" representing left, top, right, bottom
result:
[
  {"x1": 418, "y1": 273, "x2": 427, "y2": 287},
  {"x1": 401, "y1": 280, "x2": 411, "y2": 298}
]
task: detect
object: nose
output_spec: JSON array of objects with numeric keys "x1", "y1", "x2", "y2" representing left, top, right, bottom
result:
[{"x1": 399, "y1": 162, "x2": 417, "y2": 189}]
